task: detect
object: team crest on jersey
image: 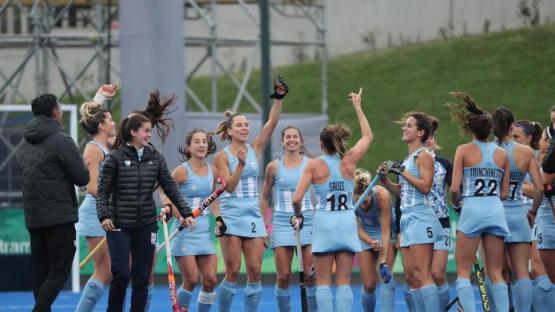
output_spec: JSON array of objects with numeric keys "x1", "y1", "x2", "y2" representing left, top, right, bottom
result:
[
  {"x1": 250, "y1": 161, "x2": 258, "y2": 170},
  {"x1": 124, "y1": 160, "x2": 131, "y2": 167}
]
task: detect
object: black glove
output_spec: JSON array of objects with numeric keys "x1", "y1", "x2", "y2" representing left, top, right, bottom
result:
[
  {"x1": 270, "y1": 75, "x2": 289, "y2": 99},
  {"x1": 386, "y1": 161, "x2": 405, "y2": 176},
  {"x1": 215, "y1": 216, "x2": 227, "y2": 237},
  {"x1": 290, "y1": 213, "x2": 304, "y2": 230}
]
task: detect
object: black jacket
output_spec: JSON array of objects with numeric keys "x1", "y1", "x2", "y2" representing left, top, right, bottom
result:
[
  {"x1": 96, "y1": 144, "x2": 192, "y2": 228},
  {"x1": 16, "y1": 116, "x2": 89, "y2": 229}
]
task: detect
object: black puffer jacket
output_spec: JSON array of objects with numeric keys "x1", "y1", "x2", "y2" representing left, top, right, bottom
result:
[
  {"x1": 96, "y1": 144, "x2": 192, "y2": 228},
  {"x1": 16, "y1": 116, "x2": 89, "y2": 229}
]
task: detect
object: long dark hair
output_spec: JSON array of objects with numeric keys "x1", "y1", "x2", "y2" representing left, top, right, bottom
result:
[
  {"x1": 178, "y1": 129, "x2": 217, "y2": 161},
  {"x1": 447, "y1": 91, "x2": 492, "y2": 141},
  {"x1": 397, "y1": 111, "x2": 434, "y2": 143},
  {"x1": 516, "y1": 120, "x2": 542, "y2": 150},
  {"x1": 281, "y1": 126, "x2": 312, "y2": 157},
  {"x1": 492, "y1": 106, "x2": 515, "y2": 144},
  {"x1": 112, "y1": 89, "x2": 176, "y2": 149}
]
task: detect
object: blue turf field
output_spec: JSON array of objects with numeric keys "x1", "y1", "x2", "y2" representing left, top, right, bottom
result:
[{"x1": 0, "y1": 283, "x2": 489, "y2": 311}]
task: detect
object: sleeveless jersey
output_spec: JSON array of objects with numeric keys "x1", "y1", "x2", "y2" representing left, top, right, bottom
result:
[
  {"x1": 273, "y1": 156, "x2": 313, "y2": 213},
  {"x1": 178, "y1": 162, "x2": 214, "y2": 215},
  {"x1": 462, "y1": 141, "x2": 504, "y2": 198},
  {"x1": 314, "y1": 154, "x2": 354, "y2": 211},
  {"x1": 399, "y1": 147, "x2": 429, "y2": 210}
]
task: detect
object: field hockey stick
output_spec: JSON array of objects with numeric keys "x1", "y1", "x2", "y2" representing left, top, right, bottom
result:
[
  {"x1": 474, "y1": 258, "x2": 490, "y2": 312},
  {"x1": 353, "y1": 175, "x2": 381, "y2": 210},
  {"x1": 79, "y1": 237, "x2": 106, "y2": 269},
  {"x1": 156, "y1": 177, "x2": 227, "y2": 253},
  {"x1": 295, "y1": 229, "x2": 308, "y2": 312},
  {"x1": 162, "y1": 215, "x2": 183, "y2": 312}
]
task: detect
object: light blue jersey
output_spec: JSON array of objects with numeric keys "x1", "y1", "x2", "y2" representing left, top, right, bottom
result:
[
  {"x1": 458, "y1": 141, "x2": 509, "y2": 238},
  {"x1": 398, "y1": 148, "x2": 442, "y2": 247},
  {"x1": 497, "y1": 140, "x2": 531, "y2": 243},
  {"x1": 355, "y1": 188, "x2": 383, "y2": 250},
  {"x1": 76, "y1": 141, "x2": 109, "y2": 238},
  {"x1": 399, "y1": 148, "x2": 430, "y2": 210},
  {"x1": 170, "y1": 161, "x2": 215, "y2": 256},
  {"x1": 271, "y1": 156, "x2": 314, "y2": 248},
  {"x1": 273, "y1": 156, "x2": 313, "y2": 213},
  {"x1": 311, "y1": 154, "x2": 360, "y2": 253},
  {"x1": 220, "y1": 145, "x2": 266, "y2": 237}
]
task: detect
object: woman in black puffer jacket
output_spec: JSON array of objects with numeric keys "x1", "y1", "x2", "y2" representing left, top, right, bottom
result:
[{"x1": 96, "y1": 91, "x2": 194, "y2": 312}]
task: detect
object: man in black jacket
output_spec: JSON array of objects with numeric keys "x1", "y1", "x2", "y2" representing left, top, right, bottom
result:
[{"x1": 16, "y1": 94, "x2": 89, "y2": 312}]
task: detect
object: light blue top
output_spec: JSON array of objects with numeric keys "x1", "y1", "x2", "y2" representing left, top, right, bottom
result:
[
  {"x1": 273, "y1": 156, "x2": 313, "y2": 213},
  {"x1": 179, "y1": 161, "x2": 214, "y2": 215},
  {"x1": 313, "y1": 154, "x2": 354, "y2": 211},
  {"x1": 462, "y1": 141, "x2": 505, "y2": 198},
  {"x1": 399, "y1": 147, "x2": 429, "y2": 210},
  {"x1": 497, "y1": 140, "x2": 526, "y2": 205},
  {"x1": 220, "y1": 145, "x2": 259, "y2": 201},
  {"x1": 355, "y1": 187, "x2": 381, "y2": 233}
]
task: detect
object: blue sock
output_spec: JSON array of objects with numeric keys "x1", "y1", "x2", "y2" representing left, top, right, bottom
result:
[
  {"x1": 177, "y1": 287, "x2": 193, "y2": 310},
  {"x1": 316, "y1": 285, "x2": 333, "y2": 312},
  {"x1": 537, "y1": 276, "x2": 555, "y2": 311},
  {"x1": 438, "y1": 283, "x2": 450, "y2": 312},
  {"x1": 244, "y1": 281, "x2": 263, "y2": 312},
  {"x1": 274, "y1": 284, "x2": 290, "y2": 312},
  {"x1": 379, "y1": 279, "x2": 396, "y2": 312},
  {"x1": 305, "y1": 285, "x2": 317, "y2": 312},
  {"x1": 509, "y1": 280, "x2": 515, "y2": 310},
  {"x1": 404, "y1": 288, "x2": 417, "y2": 312},
  {"x1": 533, "y1": 275, "x2": 547, "y2": 312},
  {"x1": 420, "y1": 284, "x2": 440, "y2": 312},
  {"x1": 412, "y1": 288, "x2": 424, "y2": 312},
  {"x1": 513, "y1": 278, "x2": 533, "y2": 312},
  {"x1": 197, "y1": 289, "x2": 216, "y2": 312},
  {"x1": 531, "y1": 277, "x2": 539, "y2": 312},
  {"x1": 360, "y1": 287, "x2": 376, "y2": 312},
  {"x1": 217, "y1": 279, "x2": 236, "y2": 312},
  {"x1": 335, "y1": 285, "x2": 353, "y2": 312},
  {"x1": 144, "y1": 283, "x2": 153, "y2": 311},
  {"x1": 456, "y1": 278, "x2": 475, "y2": 312},
  {"x1": 485, "y1": 277, "x2": 496, "y2": 312},
  {"x1": 76, "y1": 277, "x2": 107, "y2": 312},
  {"x1": 491, "y1": 282, "x2": 509, "y2": 312}
]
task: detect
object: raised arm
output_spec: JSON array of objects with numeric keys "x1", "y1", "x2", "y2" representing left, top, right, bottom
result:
[
  {"x1": 260, "y1": 160, "x2": 277, "y2": 228},
  {"x1": 345, "y1": 88, "x2": 373, "y2": 163},
  {"x1": 252, "y1": 77, "x2": 288, "y2": 156}
]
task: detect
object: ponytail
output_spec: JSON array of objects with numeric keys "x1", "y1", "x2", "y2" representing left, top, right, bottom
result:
[{"x1": 320, "y1": 123, "x2": 351, "y2": 157}]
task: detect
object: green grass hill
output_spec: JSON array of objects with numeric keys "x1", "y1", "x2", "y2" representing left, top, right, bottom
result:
[{"x1": 189, "y1": 24, "x2": 555, "y2": 169}]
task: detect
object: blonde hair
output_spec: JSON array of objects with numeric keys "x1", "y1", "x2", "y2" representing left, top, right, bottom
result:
[
  {"x1": 79, "y1": 101, "x2": 110, "y2": 135},
  {"x1": 354, "y1": 168, "x2": 372, "y2": 195}
]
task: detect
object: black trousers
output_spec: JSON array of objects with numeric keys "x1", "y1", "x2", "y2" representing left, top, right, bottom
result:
[
  {"x1": 106, "y1": 224, "x2": 157, "y2": 312},
  {"x1": 29, "y1": 222, "x2": 76, "y2": 312}
]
